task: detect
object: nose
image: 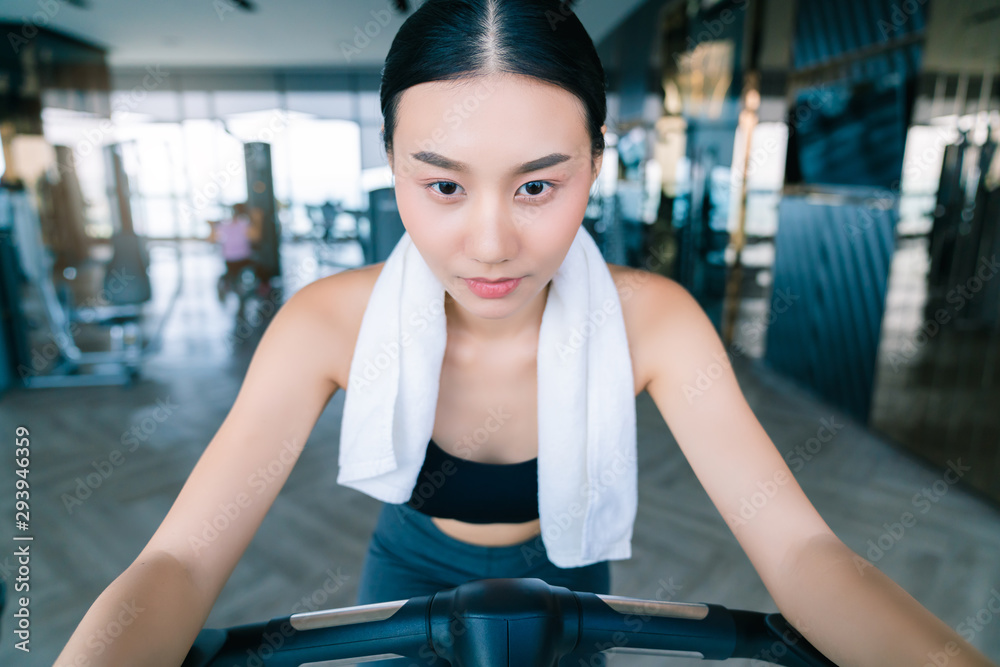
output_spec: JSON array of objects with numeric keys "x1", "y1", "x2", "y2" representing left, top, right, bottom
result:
[{"x1": 466, "y1": 194, "x2": 519, "y2": 266}]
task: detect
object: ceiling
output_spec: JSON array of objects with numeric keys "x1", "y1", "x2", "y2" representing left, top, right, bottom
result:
[{"x1": 0, "y1": 0, "x2": 649, "y2": 69}]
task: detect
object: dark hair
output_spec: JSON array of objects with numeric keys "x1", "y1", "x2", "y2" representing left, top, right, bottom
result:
[{"x1": 379, "y1": 0, "x2": 607, "y2": 166}]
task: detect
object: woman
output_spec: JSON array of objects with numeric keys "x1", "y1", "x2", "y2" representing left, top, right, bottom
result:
[
  {"x1": 55, "y1": 1, "x2": 997, "y2": 666},
  {"x1": 207, "y1": 201, "x2": 263, "y2": 303}
]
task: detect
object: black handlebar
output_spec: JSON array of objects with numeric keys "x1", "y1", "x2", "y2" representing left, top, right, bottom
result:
[{"x1": 181, "y1": 577, "x2": 837, "y2": 666}]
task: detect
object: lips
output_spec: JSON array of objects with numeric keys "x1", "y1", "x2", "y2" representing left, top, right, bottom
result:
[
  {"x1": 465, "y1": 276, "x2": 522, "y2": 283},
  {"x1": 464, "y1": 276, "x2": 523, "y2": 298}
]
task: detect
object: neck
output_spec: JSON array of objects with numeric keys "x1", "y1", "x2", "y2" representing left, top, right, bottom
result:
[{"x1": 445, "y1": 281, "x2": 551, "y2": 346}]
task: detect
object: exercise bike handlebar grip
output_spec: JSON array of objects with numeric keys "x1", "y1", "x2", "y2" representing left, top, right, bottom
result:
[
  {"x1": 181, "y1": 596, "x2": 433, "y2": 667},
  {"x1": 731, "y1": 610, "x2": 839, "y2": 667},
  {"x1": 181, "y1": 577, "x2": 839, "y2": 667},
  {"x1": 576, "y1": 592, "x2": 836, "y2": 666},
  {"x1": 575, "y1": 593, "x2": 738, "y2": 660}
]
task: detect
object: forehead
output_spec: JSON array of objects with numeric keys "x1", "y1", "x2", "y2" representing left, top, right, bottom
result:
[{"x1": 393, "y1": 74, "x2": 590, "y2": 159}]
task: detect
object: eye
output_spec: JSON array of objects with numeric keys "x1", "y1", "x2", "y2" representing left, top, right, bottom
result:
[
  {"x1": 427, "y1": 181, "x2": 463, "y2": 197},
  {"x1": 517, "y1": 180, "x2": 554, "y2": 199},
  {"x1": 424, "y1": 180, "x2": 555, "y2": 201}
]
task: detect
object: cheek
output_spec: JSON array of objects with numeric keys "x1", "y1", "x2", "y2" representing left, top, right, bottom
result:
[
  {"x1": 396, "y1": 187, "x2": 434, "y2": 254},
  {"x1": 394, "y1": 182, "x2": 426, "y2": 227},
  {"x1": 395, "y1": 186, "x2": 456, "y2": 267},
  {"x1": 519, "y1": 179, "x2": 590, "y2": 238},
  {"x1": 552, "y1": 180, "x2": 593, "y2": 250},
  {"x1": 396, "y1": 183, "x2": 452, "y2": 247},
  {"x1": 567, "y1": 175, "x2": 594, "y2": 213}
]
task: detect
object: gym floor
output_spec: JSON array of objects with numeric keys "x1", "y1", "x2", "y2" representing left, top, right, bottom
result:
[{"x1": 1, "y1": 238, "x2": 998, "y2": 665}]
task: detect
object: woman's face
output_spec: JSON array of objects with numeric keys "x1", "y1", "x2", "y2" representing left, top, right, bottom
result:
[{"x1": 388, "y1": 73, "x2": 604, "y2": 335}]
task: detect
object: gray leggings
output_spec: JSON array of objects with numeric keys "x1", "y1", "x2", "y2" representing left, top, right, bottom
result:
[{"x1": 356, "y1": 502, "x2": 611, "y2": 666}]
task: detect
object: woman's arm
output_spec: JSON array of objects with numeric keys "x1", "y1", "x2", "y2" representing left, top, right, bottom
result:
[
  {"x1": 53, "y1": 276, "x2": 347, "y2": 667},
  {"x1": 776, "y1": 532, "x2": 995, "y2": 667},
  {"x1": 53, "y1": 551, "x2": 209, "y2": 667},
  {"x1": 639, "y1": 273, "x2": 997, "y2": 667}
]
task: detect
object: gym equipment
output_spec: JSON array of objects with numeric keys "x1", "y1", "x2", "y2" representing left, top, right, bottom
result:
[
  {"x1": 926, "y1": 126, "x2": 999, "y2": 329},
  {"x1": 244, "y1": 142, "x2": 282, "y2": 288},
  {"x1": 35, "y1": 145, "x2": 91, "y2": 271},
  {"x1": 181, "y1": 577, "x2": 837, "y2": 666},
  {"x1": 216, "y1": 253, "x2": 266, "y2": 326},
  {"x1": 0, "y1": 142, "x2": 177, "y2": 389},
  {"x1": 0, "y1": 183, "x2": 141, "y2": 387},
  {"x1": 305, "y1": 200, "x2": 367, "y2": 269}
]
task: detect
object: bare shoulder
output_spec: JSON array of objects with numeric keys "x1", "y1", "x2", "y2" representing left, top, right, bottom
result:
[
  {"x1": 607, "y1": 263, "x2": 696, "y2": 329},
  {"x1": 605, "y1": 263, "x2": 706, "y2": 394},
  {"x1": 293, "y1": 263, "x2": 386, "y2": 392},
  {"x1": 299, "y1": 262, "x2": 385, "y2": 310}
]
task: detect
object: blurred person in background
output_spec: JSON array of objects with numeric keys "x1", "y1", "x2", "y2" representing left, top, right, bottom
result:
[{"x1": 208, "y1": 202, "x2": 263, "y2": 302}]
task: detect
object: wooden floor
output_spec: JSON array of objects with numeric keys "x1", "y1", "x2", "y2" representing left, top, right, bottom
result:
[{"x1": 0, "y1": 241, "x2": 998, "y2": 665}]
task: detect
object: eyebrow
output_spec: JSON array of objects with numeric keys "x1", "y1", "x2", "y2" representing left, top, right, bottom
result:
[{"x1": 410, "y1": 151, "x2": 573, "y2": 175}]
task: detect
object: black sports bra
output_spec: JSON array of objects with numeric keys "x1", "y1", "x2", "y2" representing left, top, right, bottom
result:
[{"x1": 405, "y1": 439, "x2": 539, "y2": 524}]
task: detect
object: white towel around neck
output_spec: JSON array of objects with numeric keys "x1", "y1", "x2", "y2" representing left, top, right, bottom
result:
[{"x1": 336, "y1": 224, "x2": 637, "y2": 568}]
